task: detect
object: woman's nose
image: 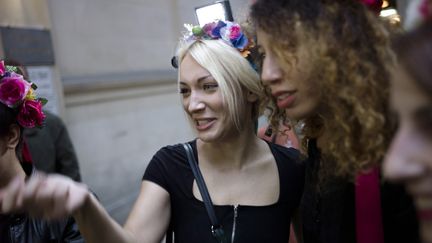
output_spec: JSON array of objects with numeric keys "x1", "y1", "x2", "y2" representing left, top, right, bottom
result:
[
  {"x1": 261, "y1": 54, "x2": 283, "y2": 86},
  {"x1": 384, "y1": 128, "x2": 426, "y2": 181},
  {"x1": 188, "y1": 93, "x2": 205, "y2": 113}
]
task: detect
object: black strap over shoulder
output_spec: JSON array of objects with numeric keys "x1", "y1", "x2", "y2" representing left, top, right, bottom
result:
[{"x1": 183, "y1": 143, "x2": 228, "y2": 243}]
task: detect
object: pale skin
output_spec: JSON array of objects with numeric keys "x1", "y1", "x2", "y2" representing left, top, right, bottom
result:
[{"x1": 0, "y1": 53, "x2": 281, "y2": 242}]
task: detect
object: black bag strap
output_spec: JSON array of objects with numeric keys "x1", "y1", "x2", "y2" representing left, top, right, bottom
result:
[{"x1": 183, "y1": 143, "x2": 228, "y2": 243}]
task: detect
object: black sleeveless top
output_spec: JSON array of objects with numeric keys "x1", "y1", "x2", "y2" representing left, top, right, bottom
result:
[{"x1": 143, "y1": 140, "x2": 305, "y2": 243}]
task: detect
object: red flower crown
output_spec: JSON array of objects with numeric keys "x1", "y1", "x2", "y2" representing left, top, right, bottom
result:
[{"x1": 0, "y1": 60, "x2": 47, "y2": 128}]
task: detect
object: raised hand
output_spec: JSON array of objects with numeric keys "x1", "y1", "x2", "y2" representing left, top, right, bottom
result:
[{"x1": 0, "y1": 173, "x2": 90, "y2": 220}]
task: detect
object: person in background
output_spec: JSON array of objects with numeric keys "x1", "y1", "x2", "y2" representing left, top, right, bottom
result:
[
  {"x1": 0, "y1": 60, "x2": 83, "y2": 242},
  {"x1": 0, "y1": 20, "x2": 305, "y2": 243},
  {"x1": 24, "y1": 111, "x2": 82, "y2": 182},
  {"x1": 4, "y1": 60, "x2": 82, "y2": 182},
  {"x1": 384, "y1": 19, "x2": 432, "y2": 243},
  {"x1": 250, "y1": 0, "x2": 420, "y2": 242}
]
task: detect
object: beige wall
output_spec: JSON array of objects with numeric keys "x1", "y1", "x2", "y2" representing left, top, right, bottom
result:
[
  {"x1": 0, "y1": 0, "x2": 51, "y2": 28},
  {"x1": 0, "y1": 0, "x2": 66, "y2": 116},
  {"x1": 65, "y1": 84, "x2": 194, "y2": 222}
]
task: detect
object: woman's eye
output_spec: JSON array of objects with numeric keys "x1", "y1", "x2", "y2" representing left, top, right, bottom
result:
[
  {"x1": 203, "y1": 83, "x2": 218, "y2": 91},
  {"x1": 257, "y1": 46, "x2": 266, "y2": 59},
  {"x1": 179, "y1": 87, "x2": 190, "y2": 96}
]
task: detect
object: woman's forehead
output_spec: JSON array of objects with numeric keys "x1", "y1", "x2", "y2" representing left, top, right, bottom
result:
[{"x1": 179, "y1": 54, "x2": 212, "y2": 82}]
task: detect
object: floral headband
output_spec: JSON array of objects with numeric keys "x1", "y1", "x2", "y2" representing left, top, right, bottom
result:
[
  {"x1": 172, "y1": 20, "x2": 255, "y2": 68},
  {"x1": 0, "y1": 60, "x2": 47, "y2": 128}
]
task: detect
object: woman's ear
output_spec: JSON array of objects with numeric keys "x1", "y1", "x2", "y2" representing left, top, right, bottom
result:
[
  {"x1": 6, "y1": 124, "x2": 21, "y2": 150},
  {"x1": 247, "y1": 91, "x2": 258, "y2": 102}
]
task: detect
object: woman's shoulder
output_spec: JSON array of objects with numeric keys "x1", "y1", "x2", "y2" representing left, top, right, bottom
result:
[
  {"x1": 152, "y1": 140, "x2": 194, "y2": 162},
  {"x1": 143, "y1": 141, "x2": 193, "y2": 189}
]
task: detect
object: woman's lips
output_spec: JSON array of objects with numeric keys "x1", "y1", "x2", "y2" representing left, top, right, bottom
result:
[
  {"x1": 274, "y1": 92, "x2": 297, "y2": 109},
  {"x1": 195, "y1": 118, "x2": 216, "y2": 131}
]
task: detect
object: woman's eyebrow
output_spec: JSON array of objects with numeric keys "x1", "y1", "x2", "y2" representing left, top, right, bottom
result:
[
  {"x1": 197, "y1": 75, "x2": 213, "y2": 83},
  {"x1": 179, "y1": 75, "x2": 213, "y2": 85}
]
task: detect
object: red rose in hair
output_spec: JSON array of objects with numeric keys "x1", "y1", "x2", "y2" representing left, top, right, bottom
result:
[{"x1": 17, "y1": 99, "x2": 46, "y2": 128}]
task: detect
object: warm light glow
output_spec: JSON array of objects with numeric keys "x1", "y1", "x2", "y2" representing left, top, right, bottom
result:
[
  {"x1": 380, "y1": 8, "x2": 397, "y2": 17},
  {"x1": 382, "y1": 0, "x2": 389, "y2": 8},
  {"x1": 195, "y1": 3, "x2": 226, "y2": 26}
]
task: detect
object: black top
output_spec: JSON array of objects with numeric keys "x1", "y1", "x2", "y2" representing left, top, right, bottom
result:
[
  {"x1": 301, "y1": 140, "x2": 420, "y2": 243},
  {"x1": 0, "y1": 214, "x2": 11, "y2": 242},
  {"x1": 143, "y1": 140, "x2": 305, "y2": 243}
]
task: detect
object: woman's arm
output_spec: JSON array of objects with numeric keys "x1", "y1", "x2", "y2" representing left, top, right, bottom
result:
[
  {"x1": 74, "y1": 181, "x2": 171, "y2": 243},
  {"x1": 0, "y1": 174, "x2": 170, "y2": 243}
]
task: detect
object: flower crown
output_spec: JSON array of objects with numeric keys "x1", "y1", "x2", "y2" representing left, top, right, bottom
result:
[
  {"x1": 182, "y1": 20, "x2": 254, "y2": 58},
  {"x1": 0, "y1": 60, "x2": 47, "y2": 128}
]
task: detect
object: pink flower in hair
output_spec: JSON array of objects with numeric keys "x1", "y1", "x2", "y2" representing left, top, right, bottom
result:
[
  {"x1": 17, "y1": 99, "x2": 46, "y2": 128},
  {"x1": 0, "y1": 60, "x2": 5, "y2": 76},
  {"x1": 229, "y1": 25, "x2": 242, "y2": 40},
  {"x1": 0, "y1": 75, "x2": 31, "y2": 107}
]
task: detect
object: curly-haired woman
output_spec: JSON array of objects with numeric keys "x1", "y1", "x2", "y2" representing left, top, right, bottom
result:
[{"x1": 250, "y1": 0, "x2": 420, "y2": 242}]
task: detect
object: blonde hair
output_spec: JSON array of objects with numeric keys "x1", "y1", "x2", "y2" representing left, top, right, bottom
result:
[{"x1": 176, "y1": 39, "x2": 264, "y2": 131}]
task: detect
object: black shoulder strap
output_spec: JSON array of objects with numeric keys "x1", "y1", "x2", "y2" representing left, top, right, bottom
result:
[{"x1": 183, "y1": 143, "x2": 227, "y2": 243}]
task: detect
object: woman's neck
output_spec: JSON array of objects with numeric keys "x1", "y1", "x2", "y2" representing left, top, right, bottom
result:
[
  {"x1": 197, "y1": 126, "x2": 263, "y2": 170},
  {"x1": 0, "y1": 153, "x2": 26, "y2": 188}
]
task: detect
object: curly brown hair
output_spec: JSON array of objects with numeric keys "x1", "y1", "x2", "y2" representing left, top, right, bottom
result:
[{"x1": 251, "y1": 0, "x2": 397, "y2": 180}]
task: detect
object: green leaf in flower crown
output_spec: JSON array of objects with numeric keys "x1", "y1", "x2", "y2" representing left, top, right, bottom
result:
[
  {"x1": 6, "y1": 66, "x2": 18, "y2": 73},
  {"x1": 31, "y1": 83, "x2": 38, "y2": 90},
  {"x1": 39, "y1": 98, "x2": 48, "y2": 106},
  {"x1": 192, "y1": 26, "x2": 204, "y2": 36}
]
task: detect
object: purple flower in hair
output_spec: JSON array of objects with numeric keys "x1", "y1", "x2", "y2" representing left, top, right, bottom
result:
[
  {"x1": 203, "y1": 22, "x2": 217, "y2": 37},
  {"x1": 211, "y1": 20, "x2": 227, "y2": 38}
]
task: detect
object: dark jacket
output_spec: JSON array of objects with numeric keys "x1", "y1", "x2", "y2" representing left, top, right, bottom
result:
[
  {"x1": 24, "y1": 111, "x2": 82, "y2": 182},
  {"x1": 4, "y1": 214, "x2": 84, "y2": 243},
  {"x1": 0, "y1": 163, "x2": 84, "y2": 243}
]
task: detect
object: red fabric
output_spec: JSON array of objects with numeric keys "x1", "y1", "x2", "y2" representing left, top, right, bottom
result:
[
  {"x1": 355, "y1": 167, "x2": 384, "y2": 243},
  {"x1": 21, "y1": 140, "x2": 33, "y2": 164}
]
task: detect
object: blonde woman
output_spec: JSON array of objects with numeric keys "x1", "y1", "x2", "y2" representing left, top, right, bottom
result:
[{"x1": 0, "y1": 21, "x2": 304, "y2": 243}]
